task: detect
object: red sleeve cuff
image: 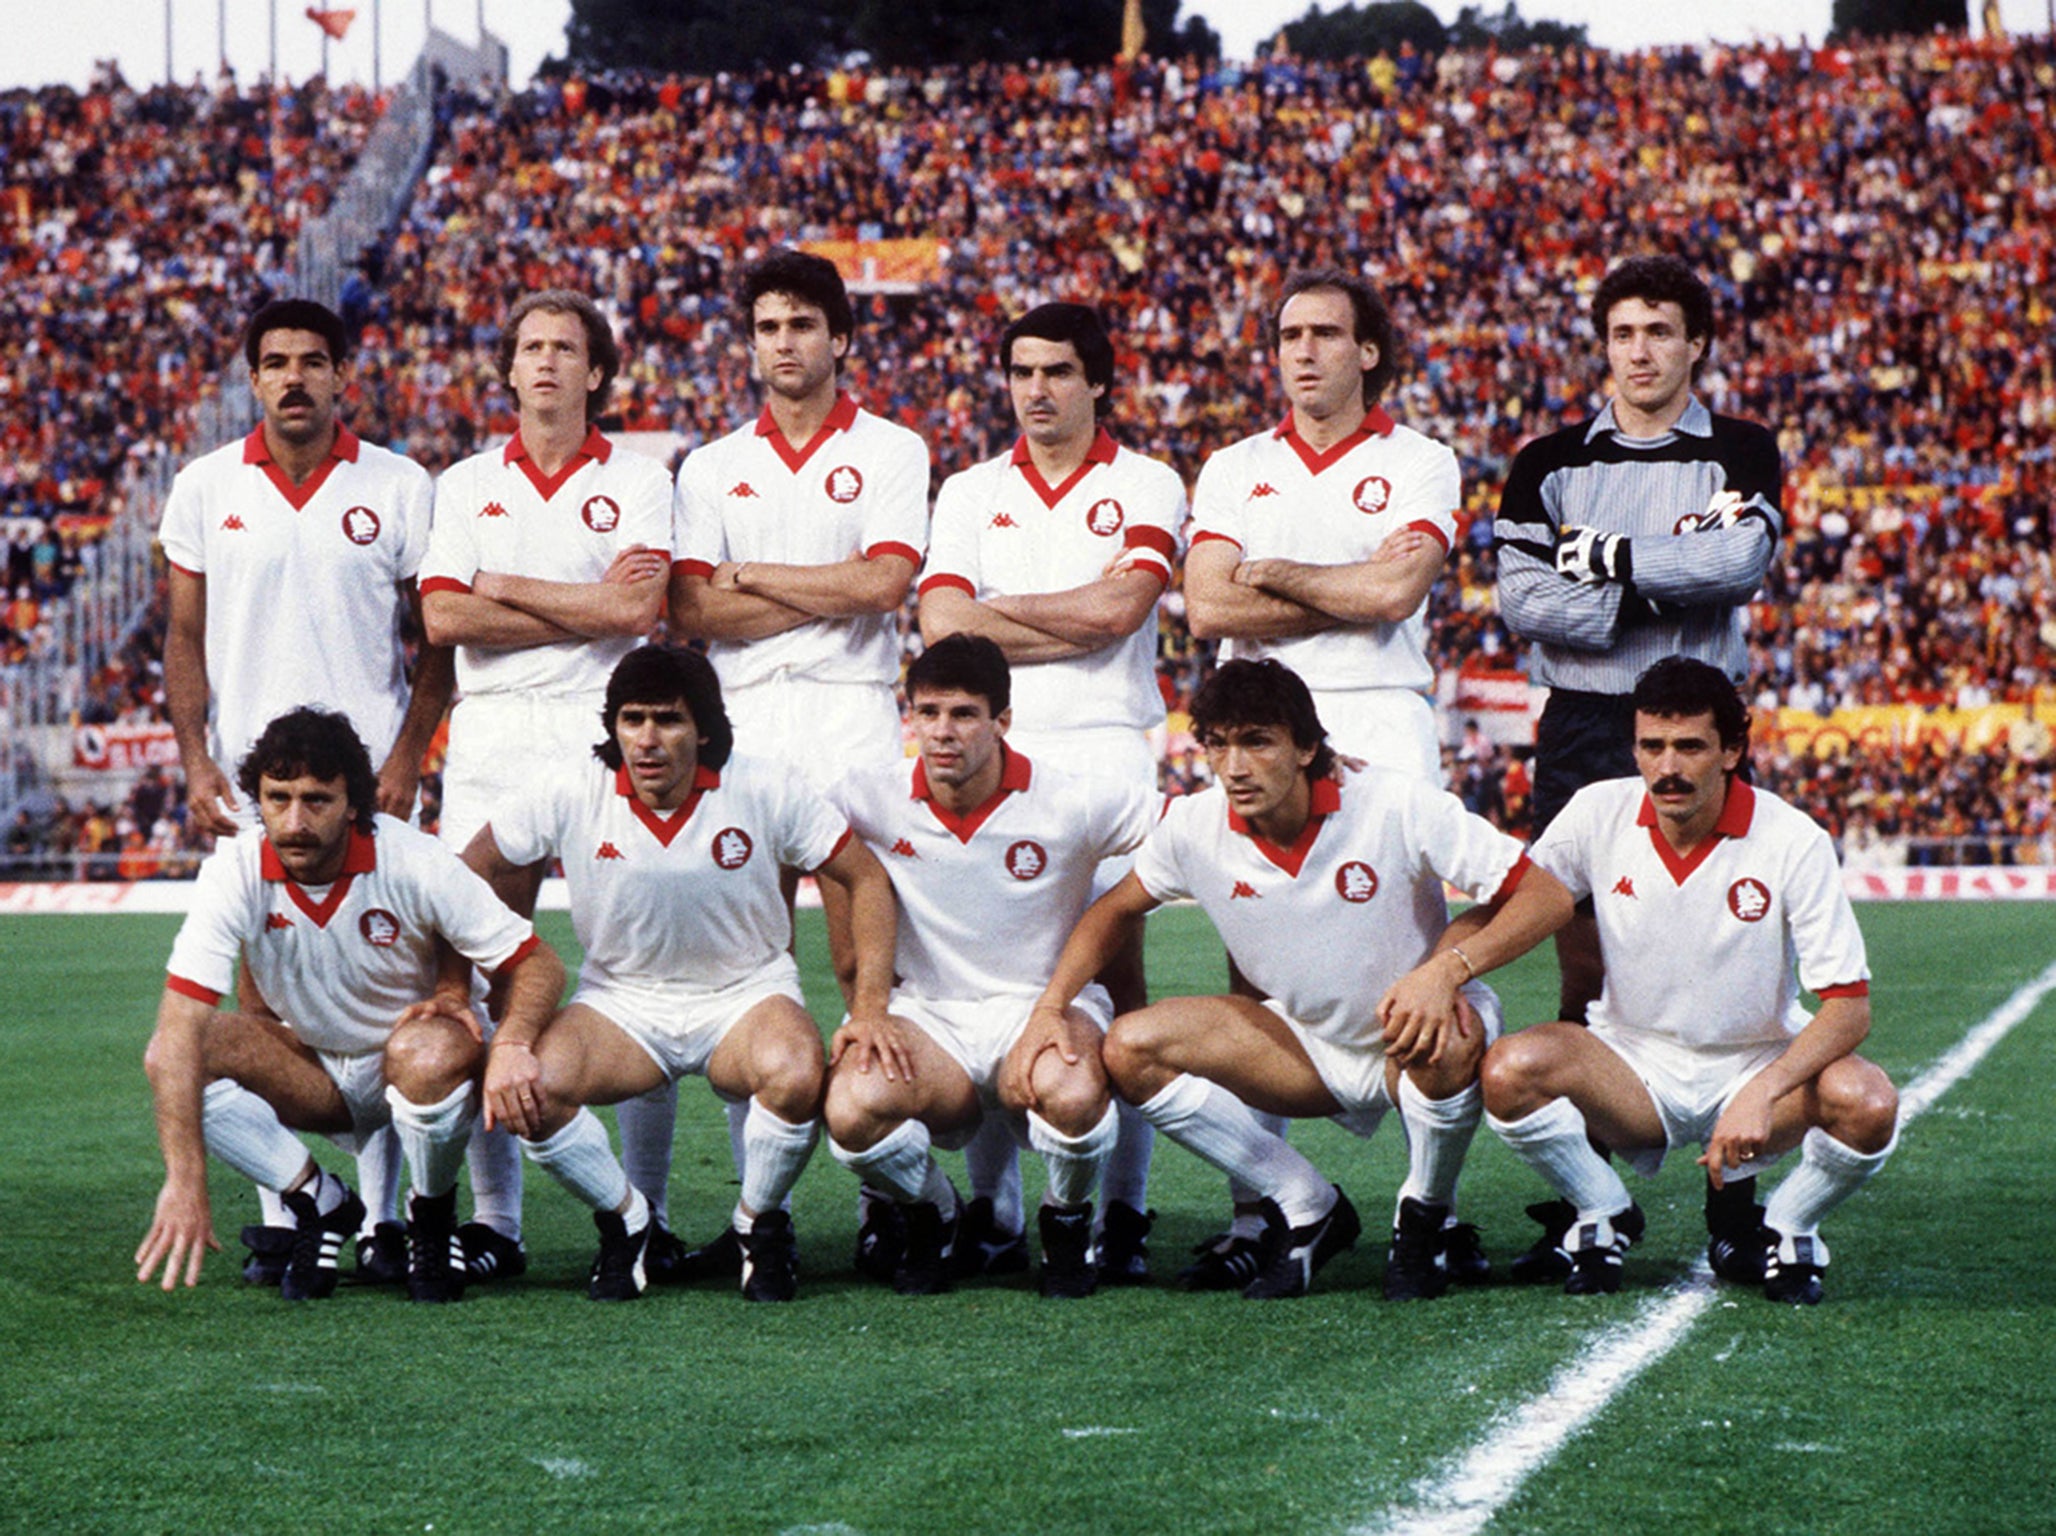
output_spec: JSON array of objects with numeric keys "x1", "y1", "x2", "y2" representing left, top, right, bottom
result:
[
  {"x1": 1816, "y1": 980, "x2": 1870, "y2": 999},
  {"x1": 864, "y1": 541, "x2": 922, "y2": 567},
  {"x1": 167, "y1": 560, "x2": 202, "y2": 580},
  {"x1": 917, "y1": 573, "x2": 976, "y2": 598},
  {"x1": 1485, "y1": 853, "x2": 1531, "y2": 906},
  {"x1": 418, "y1": 576, "x2": 472, "y2": 598},
  {"x1": 1125, "y1": 526, "x2": 1177, "y2": 559},
  {"x1": 166, "y1": 974, "x2": 223, "y2": 1006},
  {"x1": 673, "y1": 558, "x2": 715, "y2": 580},
  {"x1": 1190, "y1": 530, "x2": 1242, "y2": 551},
  {"x1": 1406, "y1": 519, "x2": 1453, "y2": 552},
  {"x1": 490, "y1": 933, "x2": 540, "y2": 979},
  {"x1": 809, "y1": 826, "x2": 855, "y2": 872}
]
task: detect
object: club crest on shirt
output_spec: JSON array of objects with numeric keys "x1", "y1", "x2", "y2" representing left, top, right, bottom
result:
[
  {"x1": 581, "y1": 494, "x2": 621, "y2": 533},
  {"x1": 1353, "y1": 475, "x2": 1392, "y2": 515},
  {"x1": 1005, "y1": 840, "x2": 1046, "y2": 880},
  {"x1": 340, "y1": 506, "x2": 381, "y2": 545},
  {"x1": 1727, "y1": 878, "x2": 1772, "y2": 922},
  {"x1": 712, "y1": 828, "x2": 754, "y2": 869},
  {"x1": 1334, "y1": 861, "x2": 1378, "y2": 903},
  {"x1": 359, "y1": 908, "x2": 401, "y2": 947},
  {"x1": 1085, "y1": 498, "x2": 1125, "y2": 536},
  {"x1": 824, "y1": 465, "x2": 864, "y2": 504}
]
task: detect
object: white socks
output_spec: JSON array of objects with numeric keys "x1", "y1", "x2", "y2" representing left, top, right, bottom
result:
[
  {"x1": 830, "y1": 1116, "x2": 954, "y2": 1210},
  {"x1": 1395, "y1": 1076, "x2": 1482, "y2": 1212},
  {"x1": 385, "y1": 1080, "x2": 477, "y2": 1200},
  {"x1": 1100, "y1": 1100, "x2": 1154, "y2": 1212},
  {"x1": 202, "y1": 1079, "x2": 312, "y2": 1192},
  {"x1": 1029, "y1": 1103, "x2": 1119, "y2": 1210},
  {"x1": 963, "y1": 1113, "x2": 1024, "y2": 1233},
  {"x1": 1488, "y1": 1096, "x2": 1632, "y2": 1220},
  {"x1": 1138, "y1": 1074, "x2": 1333, "y2": 1228},
  {"x1": 353, "y1": 1124, "x2": 403, "y2": 1229},
  {"x1": 738, "y1": 1098, "x2": 820, "y2": 1223},
  {"x1": 1764, "y1": 1125, "x2": 1896, "y2": 1241},
  {"x1": 522, "y1": 1108, "x2": 629, "y2": 1216},
  {"x1": 616, "y1": 1079, "x2": 680, "y2": 1227}
]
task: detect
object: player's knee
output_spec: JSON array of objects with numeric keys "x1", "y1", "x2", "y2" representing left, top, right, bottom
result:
[
  {"x1": 1478, "y1": 1033, "x2": 1551, "y2": 1117},
  {"x1": 756, "y1": 1039, "x2": 826, "y2": 1121},
  {"x1": 1101, "y1": 1010, "x2": 1169, "y2": 1098},
  {"x1": 1819, "y1": 1059, "x2": 1898, "y2": 1152},
  {"x1": 821, "y1": 1067, "x2": 900, "y2": 1151},
  {"x1": 1016, "y1": 1053, "x2": 1108, "y2": 1133},
  {"x1": 384, "y1": 1015, "x2": 482, "y2": 1100}
]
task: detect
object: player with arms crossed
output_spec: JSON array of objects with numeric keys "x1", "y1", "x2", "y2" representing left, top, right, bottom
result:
[
  {"x1": 916, "y1": 302, "x2": 1184, "y2": 1283},
  {"x1": 459, "y1": 644, "x2": 898, "y2": 1301},
  {"x1": 823, "y1": 636, "x2": 1158, "y2": 1297},
  {"x1": 663, "y1": 249, "x2": 930, "y2": 1275},
  {"x1": 1035, "y1": 659, "x2": 1540, "y2": 1300},
  {"x1": 1381, "y1": 659, "x2": 1898, "y2": 1303},
  {"x1": 136, "y1": 708, "x2": 563, "y2": 1303},
  {"x1": 1493, "y1": 254, "x2": 1784, "y2": 1277},
  {"x1": 419, "y1": 289, "x2": 673, "y2": 1279},
  {"x1": 159, "y1": 297, "x2": 453, "y2": 1284}
]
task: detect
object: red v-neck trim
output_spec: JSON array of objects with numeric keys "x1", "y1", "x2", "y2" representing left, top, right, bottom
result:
[
  {"x1": 1227, "y1": 776, "x2": 1341, "y2": 877},
  {"x1": 1009, "y1": 429, "x2": 1119, "y2": 509},
  {"x1": 911, "y1": 745, "x2": 1033, "y2": 843},
  {"x1": 242, "y1": 423, "x2": 361, "y2": 511},
  {"x1": 755, "y1": 392, "x2": 859, "y2": 473},
  {"x1": 261, "y1": 826, "x2": 377, "y2": 927},
  {"x1": 1637, "y1": 779, "x2": 1757, "y2": 885},
  {"x1": 502, "y1": 424, "x2": 611, "y2": 501},
  {"x1": 1271, "y1": 406, "x2": 1396, "y2": 475},
  {"x1": 615, "y1": 764, "x2": 721, "y2": 847}
]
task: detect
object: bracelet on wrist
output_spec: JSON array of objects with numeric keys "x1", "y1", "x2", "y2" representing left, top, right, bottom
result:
[{"x1": 1444, "y1": 944, "x2": 1477, "y2": 982}]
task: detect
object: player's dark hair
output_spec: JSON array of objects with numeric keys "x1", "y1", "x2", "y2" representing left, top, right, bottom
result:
[
  {"x1": 244, "y1": 299, "x2": 350, "y2": 369},
  {"x1": 1632, "y1": 656, "x2": 1749, "y2": 753},
  {"x1": 1190, "y1": 660, "x2": 1336, "y2": 779},
  {"x1": 596, "y1": 644, "x2": 733, "y2": 772},
  {"x1": 1273, "y1": 268, "x2": 1401, "y2": 406},
  {"x1": 1592, "y1": 255, "x2": 1715, "y2": 374},
  {"x1": 496, "y1": 289, "x2": 620, "y2": 421},
  {"x1": 1001, "y1": 303, "x2": 1116, "y2": 419},
  {"x1": 237, "y1": 707, "x2": 378, "y2": 832},
  {"x1": 739, "y1": 248, "x2": 855, "y2": 349},
  {"x1": 906, "y1": 633, "x2": 1010, "y2": 717}
]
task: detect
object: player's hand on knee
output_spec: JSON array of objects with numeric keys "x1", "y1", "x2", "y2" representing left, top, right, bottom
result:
[
  {"x1": 830, "y1": 1014, "x2": 914, "y2": 1083},
  {"x1": 484, "y1": 1038, "x2": 546, "y2": 1136},
  {"x1": 396, "y1": 991, "x2": 483, "y2": 1041},
  {"x1": 1699, "y1": 1079, "x2": 1774, "y2": 1188}
]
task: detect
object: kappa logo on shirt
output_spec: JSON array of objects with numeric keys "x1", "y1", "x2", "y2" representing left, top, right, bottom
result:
[
  {"x1": 595, "y1": 842, "x2": 625, "y2": 861},
  {"x1": 712, "y1": 828, "x2": 754, "y2": 870},
  {"x1": 1004, "y1": 840, "x2": 1047, "y2": 881},
  {"x1": 989, "y1": 512, "x2": 1020, "y2": 529},
  {"x1": 729, "y1": 483, "x2": 760, "y2": 499},
  {"x1": 479, "y1": 501, "x2": 510, "y2": 519},
  {"x1": 1612, "y1": 876, "x2": 1637, "y2": 899},
  {"x1": 221, "y1": 515, "x2": 248, "y2": 531},
  {"x1": 1352, "y1": 475, "x2": 1392, "y2": 515},
  {"x1": 1248, "y1": 484, "x2": 1279, "y2": 499},
  {"x1": 1334, "y1": 861, "x2": 1378, "y2": 903},
  {"x1": 341, "y1": 506, "x2": 381, "y2": 545},
  {"x1": 265, "y1": 912, "x2": 293, "y2": 930},
  {"x1": 1230, "y1": 881, "x2": 1261, "y2": 900},
  {"x1": 1727, "y1": 878, "x2": 1772, "y2": 923},
  {"x1": 889, "y1": 838, "x2": 920, "y2": 859},
  {"x1": 1085, "y1": 498, "x2": 1124, "y2": 536},
  {"x1": 359, "y1": 909, "x2": 401, "y2": 948},
  {"x1": 581, "y1": 494, "x2": 621, "y2": 533},
  {"x1": 823, "y1": 465, "x2": 864, "y2": 504}
]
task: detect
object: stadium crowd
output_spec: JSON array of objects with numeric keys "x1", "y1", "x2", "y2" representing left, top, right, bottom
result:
[{"x1": 5, "y1": 30, "x2": 2053, "y2": 871}]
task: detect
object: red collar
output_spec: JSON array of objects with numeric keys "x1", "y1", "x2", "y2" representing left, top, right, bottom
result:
[
  {"x1": 1008, "y1": 428, "x2": 1119, "y2": 508},
  {"x1": 1636, "y1": 778, "x2": 1756, "y2": 884},
  {"x1": 1271, "y1": 406, "x2": 1396, "y2": 474},
  {"x1": 911, "y1": 744, "x2": 1032, "y2": 843},
  {"x1": 260, "y1": 825, "x2": 377, "y2": 927},
  {"x1": 502, "y1": 424, "x2": 612, "y2": 500},
  {"x1": 615, "y1": 762, "x2": 721, "y2": 847},
  {"x1": 1227, "y1": 775, "x2": 1339, "y2": 877},
  {"x1": 241, "y1": 423, "x2": 361, "y2": 510},
  {"x1": 754, "y1": 392, "x2": 859, "y2": 472}
]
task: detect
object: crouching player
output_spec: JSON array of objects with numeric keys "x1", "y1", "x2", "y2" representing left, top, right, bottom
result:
[
  {"x1": 1381, "y1": 657, "x2": 1898, "y2": 1303},
  {"x1": 823, "y1": 636, "x2": 1158, "y2": 1297},
  {"x1": 137, "y1": 707, "x2": 563, "y2": 1302},
  {"x1": 1035, "y1": 659, "x2": 1543, "y2": 1300},
  {"x1": 461, "y1": 644, "x2": 897, "y2": 1301}
]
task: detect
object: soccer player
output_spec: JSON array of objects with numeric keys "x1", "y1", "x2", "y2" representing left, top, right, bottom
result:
[
  {"x1": 419, "y1": 288, "x2": 673, "y2": 1278},
  {"x1": 823, "y1": 635, "x2": 1158, "y2": 1297},
  {"x1": 459, "y1": 644, "x2": 897, "y2": 1301},
  {"x1": 1492, "y1": 254, "x2": 1784, "y2": 1269},
  {"x1": 916, "y1": 302, "x2": 1184, "y2": 1282},
  {"x1": 158, "y1": 297, "x2": 452, "y2": 1282},
  {"x1": 1034, "y1": 659, "x2": 1538, "y2": 1300},
  {"x1": 663, "y1": 249, "x2": 930, "y2": 1271},
  {"x1": 135, "y1": 707, "x2": 563, "y2": 1302},
  {"x1": 1380, "y1": 659, "x2": 1898, "y2": 1304}
]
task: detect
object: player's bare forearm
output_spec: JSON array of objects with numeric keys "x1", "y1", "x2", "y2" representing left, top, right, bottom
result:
[
  {"x1": 470, "y1": 564, "x2": 666, "y2": 640},
  {"x1": 735, "y1": 551, "x2": 916, "y2": 619},
  {"x1": 1038, "y1": 873, "x2": 1160, "y2": 1016},
  {"x1": 1380, "y1": 867, "x2": 1575, "y2": 1037},
  {"x1": 1182, "y1": 542, "x2": 1334, "y2": 641},
  {"x1": 819, "y1": 840, "x2": 898, "y2": 1020},
  {"x1": 461, "y1": 826, "x2": 549, "y2": 920},
  {"x1": 669, "y1": 570, "x2": 811, "y2": 641},
  {"x1": 422, "y1": 588, "x2": 580, "y2": 649},
  {"x1": 1747, "y1": 993, "x2": 1872, "y2": 1108},
  {"x1": 919, "y1": 587, "x2": 1087, "y2": 662},
  {"x1": 377, "y1": 639, "x2": 454, "y2": 819},
  {"x1": 987, "y1": 568, "x2": 1162, "y2": 649},
  {"x1": 137, "y1": 988, "x2": 222, "y2": 1286},
  {"x1": 493, "y1": 940, "x2": 567, "y2": 1048},
  {"x1": 1243, "y1": 538, "x2": 1445, "y2": 626}
]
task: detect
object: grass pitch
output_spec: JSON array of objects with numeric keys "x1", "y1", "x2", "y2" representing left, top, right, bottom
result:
[{"x1": 2, "y1": 902, "x2": 2051, "y2": 1534}]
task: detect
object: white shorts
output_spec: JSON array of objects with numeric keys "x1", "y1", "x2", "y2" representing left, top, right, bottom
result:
[
  {"x1": 1309, "y1": 687, "x2": 1439, "y2": 785},
  {"x1": 1591, "y1": 1023, "x2": 1790, "y2": 1179},
  {"x1": 723, "y1": 676, "x2": 902, "y2": 794},
  {"x1": 441, "y1": 692, "x2": 602, "y2": 852},
  {"x1": 316, "y1": 1047, "x2": 394, "y2": 1150},
  {"x1": 575, "y1": 955, "x2": 805, "y2": 1087},
  {"x1": 1277, "y1": 981, "x2": 1502, "y2": 1125},
  {"x1": 888, "y1": 985, "x2": 1114, "y2": 1140},
  {"x1": 1004, "y1": 724, "x2": 1156, "y2": 898}
]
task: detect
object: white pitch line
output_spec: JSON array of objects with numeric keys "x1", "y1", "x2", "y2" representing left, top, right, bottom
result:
[{"x1": 1355, "y1": 956, "x2": 2056, "y2": 1536}]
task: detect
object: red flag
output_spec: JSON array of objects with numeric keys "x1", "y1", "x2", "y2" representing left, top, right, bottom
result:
[{"x1": 305, "y1": 7, "x2": 355, "y2": 40}]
